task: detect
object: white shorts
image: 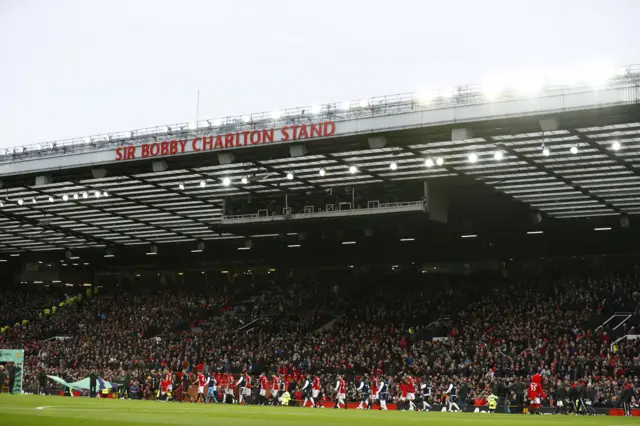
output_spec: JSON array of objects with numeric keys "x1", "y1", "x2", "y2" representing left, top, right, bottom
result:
[
  {"x1": 241, "y1": 387, "x2": 249, "y2": 396},
  {"x1": 226, "y1": 388, "x2": 234, "y2": 395},
  {"x1": 337, "y1": 392, "x2": 345, "y2": 400},
  {"x1": 312, "y1": 389, "x2": 320, "y2": 398},
  {"x1": 260, "y1": 389, "x2": 266, "y2": 397},
  {"x1": 531, "y1": 397, "x2": 540, "y2": 404},
  {"x1": 556, "y1": 401, "x2": 563, "y2": 407},
  {"x1": 271, "y1": 390, "x2": 279, "y2": 398},
  {"x1": 198, "y1": 386, "x2": 204, "y2": 394},
  {"x1": 370, "y1": 393, "x2": 378, "y2": 400},
  {"x1": 407, "y1": 393, "x2": 415, "y2": 401},
  {"x1": 167, "y1": 385, "x2": 172, "y2": 392}
]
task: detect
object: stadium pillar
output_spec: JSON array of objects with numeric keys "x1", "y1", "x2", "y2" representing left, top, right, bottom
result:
[
  {"x1": 91, "y1": 168, "x2": 107, "y2": 179},
  {"x1": 539, "y1": 117, "x2": 559, "y2": 132},
  {"x1": 424, "y1": 180, "x2": 448, "y2": 224},
  {"x1": 152, "y1": 160, "x2": 168, "y2": 172},
  {"x1": 35, "y1": 175, "x2": 53, "y2": 187},
  {"x1": 368, "y1": 136, "x2": 387, "y2": 149},
  {"x1": 451, "y1": 128, "x2": 473, "y2": 141},
  {"x1": 217, "y1": 153, "x2": 235, "y2": 165},
  {"x1": 289, "y1": 145, "x2": 308, "y2": 157}
]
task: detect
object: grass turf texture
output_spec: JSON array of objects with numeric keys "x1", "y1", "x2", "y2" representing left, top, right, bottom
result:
[{"x1": 1, "y1": 395, "x2": 639, "y2": 425}]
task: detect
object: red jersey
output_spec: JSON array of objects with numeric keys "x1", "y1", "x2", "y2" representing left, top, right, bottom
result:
[
  {"x1": 272, "y1": 377, "x2": 280, "y2": 391},
  {"x1": 227, "y1": 374, "x2": 234, "y2": 387},
  {"x1": 337, "y1": 379, "x2": 346, "y2": 394},
  {"x1": 371, "y1": 378, "x2": 378, "y2": 394},
  {"x1": 260, "y1": 375, "x2": 268, "y2": 390},
  {"x1": 197, "y1": 373, "x2": 206, "y2": 387},
  {"x1": 313, "y1": 376, "x2": 321, "y2": 391},
  {"x1": 160, "y1": 379, "x2": 169, "y2": 392},
  {"x1": 219, "y1": 376, "x2": 228, "y2": 389},
  {"x1": 528, "y1": 381, "x2": 546, "y2": 400},
  {"x1": 400, "y1": 383, "x2": 408, "y2": 397},
  {"x1": 245, "y1": 374, "x2": 252, "y2": 388},
  {"x1": 407, "y1": 378, "x2": 415, "y2": 393},
  {"x1": 164, "y1": 372, "x2": 172, "y2": 383}
]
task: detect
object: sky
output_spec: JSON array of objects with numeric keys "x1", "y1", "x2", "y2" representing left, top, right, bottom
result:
[{"x1": 0, "y1": 0, "x2": 638, "y2": 148}]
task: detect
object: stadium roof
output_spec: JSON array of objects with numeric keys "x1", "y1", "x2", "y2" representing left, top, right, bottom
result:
[{"x1": 0, "y1": 66, "x2": 639, "y2": 262}]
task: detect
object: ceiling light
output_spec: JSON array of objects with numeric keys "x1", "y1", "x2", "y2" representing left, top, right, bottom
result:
[
  {"x1": 17, "y1": 199, "x2": 23, "y2": 206},
  {"x1": 318, "y1": 168, "x2": 326, "y2": 177},
  {"x1": 389, "y1": 161, "x2": 398, "y2": 171},
  {"x1": 32, "y1": 197, "x2": 37, "y2": 204},
  {"x1": 400, "y1": 238, "x2": 415, "y2": 242},
  {"x1": 237, "y1": 247, "x2": 250, "y2": 251},
  {"x1": 200, "y1": 180, "x2": 207, "y2": 188},
  {"x1": 48, "y1": 196, "x2": 54, "y2": 202},
  {"x1": 494, "y1": 150, "x2": 504, "y2": 160},
  {"x1": 542, "y1": 146, "x2": 550, "y2": 156},
  {"x1": 82, "y1": 192, "x2": 88, "y2": 199},
  {"x1": 349, "y1": 165, "x2": 357, "y2": 174},
  {"x1": 435, "y1": 157, "x2": 444, "y2": 166},
  {"x1": 286, "y1": 172, "x2": 294, "y2": 180},
  {"x1": 102, "y1": 191, "x2": 108, "y2": 197},
  {"x1": 468, "y1": 153, "x2": 478, "y2": 163},
  {"x1": 570, "y1": 145, "x2": 578, "y2": 154},
  {"x1": 461, "y1": 234, "x2": 477, "y2": 238},
  {"x1": 178, "y1": 182, "x2": 185, "y2": 190},
  {"x1": 425, "y1": 158, "x2": 434, "y2": 168},
  {"x1": 594, "y1": 227, "x2": 612, "y2": 231},
  {"x1": 73, "y1": 193, "x2": 79, "y2": 200},
  {"x1": 10, "y1": 253, "x2": 20, "y2": 257},
  {"x1": 342, "y1": 241, "x2": 356, "y2": 245},
  {"x1": 94, "y1": 191, "x2": 100, "y2": 198},
  {"x1": 611, "y1": 140, "x2": 621, "y2": 151},
  {"x1": 222, "y1": 177, "x2": 231, "y2": 187},
  {"x1": 62, "y1": 194, "x2": 69, "y2": 201},
  {"x1": 288, "y1": 244, "x2": 301, "y2": 248},
  {"x1": 527, "y1": 230, "x2": 544, "y2": 235},
  {"x1": 241, "y1": 176, "x2": 248, "y2": 184}
]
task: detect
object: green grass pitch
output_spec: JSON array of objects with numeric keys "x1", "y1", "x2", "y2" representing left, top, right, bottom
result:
[{"x1": 0, "y1": 395, "x2": 638, "y2": 425}]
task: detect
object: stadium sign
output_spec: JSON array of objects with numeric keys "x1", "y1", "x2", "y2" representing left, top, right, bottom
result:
[{"x1": 115, "y1": 121, "x2": 336, "y2": 161}]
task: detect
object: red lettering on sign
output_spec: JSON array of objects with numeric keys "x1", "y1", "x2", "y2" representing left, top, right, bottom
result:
[
  {"x1": 202, "y1": 136, "x2": 213, "y2": 151},
  {"x1": 192, "y1": 137, "x2": 201, "y2": 152},
  {"x1": 325, "y1": 121, "x2": 335, "y2": 136},
  {"x1": 250, "y1": 131, "x2": 260, "y2": 145},
  {"x1": 281, "y1": 126, "x2": 290, "y2": 141},
  {"x1": 114, "y1": 121, "x2": 335, "y2": 160},
  {"x1": 214, "y1": 135, "x2": 223, "y2": 150},
  {"x1": 297, "y1": 124, "x2": 309, "y2": 139},
  {"x1": 263, "y1": 129, "x2": 274, "y2": 143},
  {"x1": 311, "y1": 123, "x2": 322, "y2": 138}
]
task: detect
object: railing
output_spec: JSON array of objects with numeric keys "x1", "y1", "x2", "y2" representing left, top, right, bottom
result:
[
  {"x1": 595, "y1": 312, "x2": 632, "y2": 331},
  {"x1": 3, "y1": 65, "x2": 640, "y2": 163},
  {"x1": 610, "y1": 334, "x2": 640, "y2": 352},
  {"x1": 221, "y1": 200, "x2": 426, "y2": 223}
]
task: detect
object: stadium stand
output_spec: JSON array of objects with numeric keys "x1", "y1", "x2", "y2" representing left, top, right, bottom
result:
[{"x1": 2, "y1": 267, "x2": 639, "y2": 411}]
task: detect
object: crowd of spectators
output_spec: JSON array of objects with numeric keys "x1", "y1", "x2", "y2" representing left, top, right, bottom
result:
[{"x1": 1, "y1": 267, "x2": 639, "y2": 409}]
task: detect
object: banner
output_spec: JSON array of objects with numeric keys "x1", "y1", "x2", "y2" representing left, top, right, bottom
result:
[{"x1": 0, "y1": 349, "x2": 25, "y2": 393}]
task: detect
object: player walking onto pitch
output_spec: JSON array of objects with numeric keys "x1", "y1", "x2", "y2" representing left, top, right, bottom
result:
[
  {"x1": 356, "y1": 375, "x2": 370, "y2": 409},
  {"x1": 377, "y1": 377, "x2": 389, "y2": 410},
  {"x1": 419, "y1": 378, "x2": 432, "y2": 411},
  {"x1": 445, "y1": 379, "x2": 461, "y2": 412},
  {"x1": 193, "y1": 371, "x2": 207, "y2": 403},
  {"x1": 334, "y1": 375, "x2": 347, "y2": 409},
  {"x1": 528, "y1": 373, "x2": 546, "y2": 415},
  {"x1": 301, "y1": 374, "x2": 313, "y2": 407}
]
